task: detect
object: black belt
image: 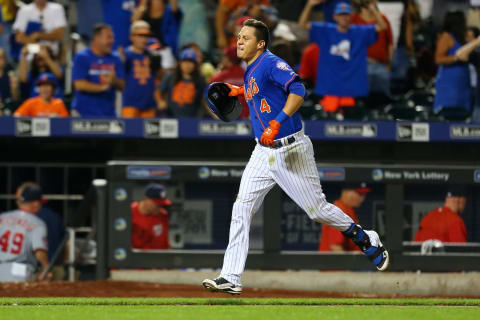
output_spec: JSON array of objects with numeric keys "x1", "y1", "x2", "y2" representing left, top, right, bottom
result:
[{"x1": 270, "y1": 136, "x2": 296, "y2": 149}]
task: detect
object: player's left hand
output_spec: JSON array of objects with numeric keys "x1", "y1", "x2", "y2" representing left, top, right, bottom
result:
[
  {"x1": 226, "y1": 83, "x2": 244, "y2": 97},
  {"x1": 260, "y1": 120, "x2": 281, "y2": 146}
]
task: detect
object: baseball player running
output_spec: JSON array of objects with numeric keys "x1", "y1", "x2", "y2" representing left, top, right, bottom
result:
[
  {"x1": 0, "y1": 182, "x2": 49, "y2": 282},
  {"x1": 203, "y1": 19, "x2": 389, "y2": 295}
]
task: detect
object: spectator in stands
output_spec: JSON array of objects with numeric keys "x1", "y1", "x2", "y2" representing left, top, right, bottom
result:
[
  {"x1": 211, "y1": 44, "x2": 244, "y2": 86},
  {"x1": 467, "y1": 26, "x2": 480, "y2": 44},
  {"x1": 72, "y1": 24, "x2": 125, "y2": 117},
  {"x1": 157, "y1": 48, "x2": 206, "y2": 117},
  {"x1": 455, "y1": 26, "x2": 480, "y2": 123},
  {"x1": 14, "y1": 72, "x2": 68, "y2": 117},
  {"x1": 131, "y1": 183, "x2": 172, "y2": 250},
  {"x1": 318, "y1": 182, "x2": 370, "y2": 252},
  {"x1": 414, "y1": 186, "x2": 467, "y2": 243},
  {"x1": 122, "y1": 21, "x2": 161, "y2": 118},
  {"x1": 226, "y1": 15, "x2": 251, "y2": 51},
  {"x1": 226, "y1": 0, "x2": 278, "y2": 43},
  {"x1": 298, "y1": 43, "x2": 319, "y2": 87},
  {"x1": 434, "y1": 11, "x2": 470, "y2": 114},
  {"x1": 210, "y1": 44, "x2": 249, "y2": 118},
  {"x1": 12, "y1": 0, "x2": 66, "y2": 57},
  {"x1": 0, "y1": 47, "x2": 19, "y2": 103},
  {"x1": 182, "y1": 42, "x2": 216, "y2": 83},
  {"x1": 131, "y1": 0, "x2": 183, "y2": 53},
  {"x1": 299, "y1": 1, "x2": 386, "y2": 113},
  {"x1": 351, "y1": 0, "x2": 393, "y2": 97},
  {"x1": 18, "y1": 44, "x2": 63, "y2": 99},
  {"x1": 0, "y1": 0, "x2": 18, "y2": 62},
  {"x1": 177, "y1": 0, "x2": 210, "y2": 53},
  {"x1": 390, "y1": 0, "x2": 420, "y2": 92},
  {"x1": 76, "y1": 0, "x2": 104, "y2": 42},
  {"x1": 466, "y1": 27, "x2": 480, "y2": 109},
  {"x1": 101, "y1": 0, "x2": 137, "y2": 50},
  {"x1": 215, "y1": 0, "x2": 270, "y2": 49},
  {"x1": 147, "y1": 37, "x2": 176, "y2": 76}
]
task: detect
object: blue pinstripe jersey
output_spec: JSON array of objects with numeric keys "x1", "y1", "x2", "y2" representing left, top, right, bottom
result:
[{"x1": 244, "y1": 50, "x2": 302, "y2": 140}]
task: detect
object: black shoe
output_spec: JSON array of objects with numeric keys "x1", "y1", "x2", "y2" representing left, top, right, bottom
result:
[{"x1": 202, "y1": 277, "x2": 242, "y2": 295}]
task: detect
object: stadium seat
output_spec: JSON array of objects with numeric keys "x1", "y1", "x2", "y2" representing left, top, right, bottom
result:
[
  {"x1": 405, "y1": 90, "x2": 434, "y2": 109},
  {"x1": 298, "y1": 98, "x2": 318, "y2": 119}
]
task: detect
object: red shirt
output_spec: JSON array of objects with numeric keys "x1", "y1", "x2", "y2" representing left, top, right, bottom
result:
[
  {"x1": 350, "y1": 13, "x2": 393, "y2": 63},
  {"x1": 298, "y1": 43, "x2": 319, "y2": 83},
  {"x1": 131, "y1": 202, "x2": 170, "y2": 249},
  {"x1": 210, "y1": 64, "x2": 249, "y2": 118},
  {"x1": 319, "y1": 200, "x2": 360, "y2": 252},
  {"x1": 414, "y1": 206, "x2": 467, "y2": 243}
]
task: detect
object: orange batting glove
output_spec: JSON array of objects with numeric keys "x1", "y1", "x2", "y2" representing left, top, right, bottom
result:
[
  {"x1": 226, "y1": 83, "x2": 244, "y2": 97},
  {"x1": 260, "y1": 120, "x2": 281, "y2": 146}
]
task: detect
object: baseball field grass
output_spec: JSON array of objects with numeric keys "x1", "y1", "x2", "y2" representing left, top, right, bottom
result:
[{"x1": 1, "y1": 298, "x2": 479, "y2": 320}]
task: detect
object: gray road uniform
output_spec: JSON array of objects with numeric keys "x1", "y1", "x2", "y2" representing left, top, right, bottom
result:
[{"x1": 0, "y1": 210, "x2": 48, "y2": 281}]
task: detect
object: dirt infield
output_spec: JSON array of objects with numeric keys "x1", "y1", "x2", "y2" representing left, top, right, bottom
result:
[{"x1": 0, "y1": 281, "x2": 366, "y2": 298}]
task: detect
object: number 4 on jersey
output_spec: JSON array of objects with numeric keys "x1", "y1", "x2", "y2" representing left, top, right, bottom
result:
[{"x1": 260, "y1": 98, "x2": 271, "y2": 113}]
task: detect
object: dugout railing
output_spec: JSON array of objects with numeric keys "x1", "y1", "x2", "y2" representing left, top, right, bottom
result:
[{"x1": 94, "y1": 161, "x2": 480, "y2": 279}]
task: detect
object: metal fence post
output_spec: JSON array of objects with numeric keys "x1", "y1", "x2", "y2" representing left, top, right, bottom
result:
[{"x1": 93, "y1": 179, "x2": 108, "y2": 280}]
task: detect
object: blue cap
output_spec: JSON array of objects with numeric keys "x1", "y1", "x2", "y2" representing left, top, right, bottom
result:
[
  {"x1": 20, "y1": 185, "x2": 43, "y2": 202},
  {"x1": 343, "y1": 182, "x2": 371, "y2": 194},
  {"x1": 147, "y1": 37, "x2": 162, "y2": 50},
  {"x1": 145, "y1": 183, "x2": 172, "y2": 206},
  {"x1": 179, "y1": 48, "x2": 197, "y2": 62},
  {"x1": 35, "y1": 72, "x2": 58, "y2": 88},
  {"x1": 334, "y1": 2, "x2": 352, "y2": 15},
  {"x1": 446, "y1": 185, "x2": 468, "y2": 197}
]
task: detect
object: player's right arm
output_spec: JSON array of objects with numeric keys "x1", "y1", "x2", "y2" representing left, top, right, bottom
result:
[
  {"x1": 299, "y1": 0, "x2": 325, "y2": 30},
  {"x1": 32, "y1": 221, "x2": 50, "y2": 281},
  {"x1": 35, "y1": 249, "x2": 50, "y2": 281}
]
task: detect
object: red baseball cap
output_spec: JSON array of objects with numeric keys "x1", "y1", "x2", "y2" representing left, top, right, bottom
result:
[{"x1": 343, "y1": 182, "x2": 371, "y2": 194}]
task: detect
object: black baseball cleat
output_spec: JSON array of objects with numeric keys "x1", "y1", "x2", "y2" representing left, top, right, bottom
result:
[{"x1": 202, "y1": 277, "x2": 242, "y2": 295}]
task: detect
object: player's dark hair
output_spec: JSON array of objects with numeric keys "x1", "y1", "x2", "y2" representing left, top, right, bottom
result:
[
  {"x1": 92, "y1": 23, "x2": 112, "y2": 38},
  {"x1": 242, "y1": 19, "x2": 270, "y2": 49}
]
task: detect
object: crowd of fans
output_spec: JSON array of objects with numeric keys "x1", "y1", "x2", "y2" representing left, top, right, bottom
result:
[{"x1": 0, "y1": 0, "x2": 480, "y2": 122}]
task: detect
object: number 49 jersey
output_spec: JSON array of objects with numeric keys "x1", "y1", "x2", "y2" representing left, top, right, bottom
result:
[
  {"x1": 244, "y1": 50, "x2": 303, "y2": 140},
  {"x1": 0, "y1": 210, "x2": 47, "y2": 266}
]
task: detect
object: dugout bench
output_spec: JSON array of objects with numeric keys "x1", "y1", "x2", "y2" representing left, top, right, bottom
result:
[{"x1": 93, "y1": 161, "x2": 480, "y2": 280}]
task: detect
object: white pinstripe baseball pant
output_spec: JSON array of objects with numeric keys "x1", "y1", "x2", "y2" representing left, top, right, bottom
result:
[{"x1": 220, "y1": 130, "x2": 354, "y2": 286}]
